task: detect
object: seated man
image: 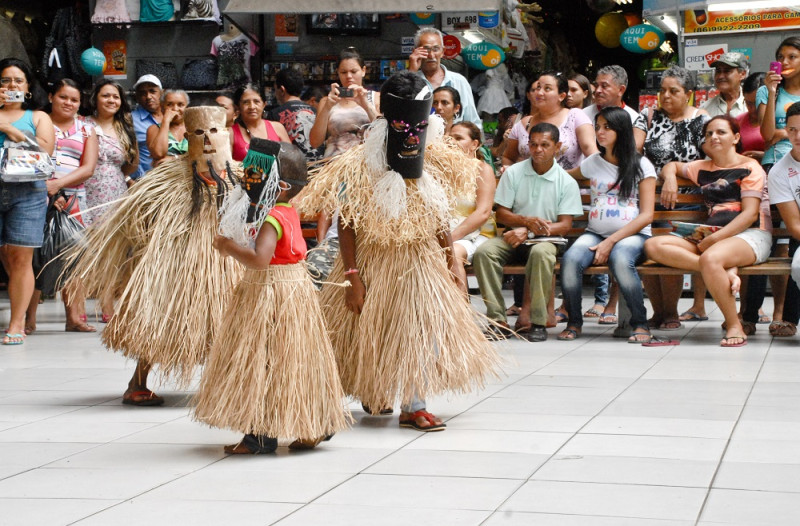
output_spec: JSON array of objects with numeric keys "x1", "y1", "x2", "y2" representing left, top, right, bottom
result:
[
  {"x1": 473, "y1": 122, "x2": 583, "y2": 341},
  {"x1": 768, "y1": 102, "x2": 800, "y2": 337}
]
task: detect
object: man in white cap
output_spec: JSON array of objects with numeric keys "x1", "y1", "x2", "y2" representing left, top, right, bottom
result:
[
  {"x1": 701, "y1": 51, "x2": 749, "y2": 117},
  {"x1": 131, "y1": 74, "x2": 163, "y2": 180}
]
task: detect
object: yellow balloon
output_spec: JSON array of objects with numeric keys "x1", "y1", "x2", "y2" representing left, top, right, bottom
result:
[{"x1": 595, "y1": 13, "x2": 628, "y2": 48}]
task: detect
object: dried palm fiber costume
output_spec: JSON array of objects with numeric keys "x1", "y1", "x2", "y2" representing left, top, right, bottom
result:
[
  {"x1": 64, "y1": 106, "x2": 241, "y2": 385},
  {"x1": 194, "y1": 139, "x2": 350, "y2": 440},
  {"x1": 296, "y1": 79, "x2": 502, "y2": 411}
]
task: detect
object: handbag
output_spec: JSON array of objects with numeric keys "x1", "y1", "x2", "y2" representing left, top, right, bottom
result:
[
  {"x1": 0, "y1": 137, "x2": 56, "y2": 183},
  {"x1": 181, "y1": 58, "x2": 218, "y2": 90},
  {"x1": 135, "y1": 60, "x2": 178, "y2": 89}
]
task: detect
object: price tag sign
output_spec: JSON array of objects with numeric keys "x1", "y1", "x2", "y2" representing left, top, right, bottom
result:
[{"x1": 441, "y1": 12, "x2": 479, "y2": 31}]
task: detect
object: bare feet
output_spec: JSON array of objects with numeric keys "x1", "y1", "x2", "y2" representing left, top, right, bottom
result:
[
  {"x1": 65, "y1": 322, "x2": 97, "y2": 333},
  {"x1": 727, "y1": 268, "x2": 741, "y2": 295}
]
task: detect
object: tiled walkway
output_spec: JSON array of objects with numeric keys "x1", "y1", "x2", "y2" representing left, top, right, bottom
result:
[{"x1": 1, "y1": 296, "x2": 799, "y2": 525}]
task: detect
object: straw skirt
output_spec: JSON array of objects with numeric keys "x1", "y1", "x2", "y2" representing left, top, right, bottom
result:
[
  {"x1": 194, "y1": 263, "x2": 350, "y2": 439},
  {"x1": 320, "y1": 238, "x2": 501, "y2": 411}
]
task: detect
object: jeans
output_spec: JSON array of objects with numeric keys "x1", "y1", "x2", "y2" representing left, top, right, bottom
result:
[
  {"x1": 560, "y1": 232, "x2": 648, "y2": 330},
  {"x1": 592, "y1": 274, "x2": 609, "y2": 306}
]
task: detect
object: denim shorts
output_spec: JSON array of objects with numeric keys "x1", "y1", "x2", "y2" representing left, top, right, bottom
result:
[{"x1": 0, "y1": 180, "x2": 47, "y2": 247}]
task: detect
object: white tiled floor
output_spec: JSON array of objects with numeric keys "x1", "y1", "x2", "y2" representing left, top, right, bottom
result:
[{"x1": 1, "y1": 294, "x2": 799, "y2": 525}]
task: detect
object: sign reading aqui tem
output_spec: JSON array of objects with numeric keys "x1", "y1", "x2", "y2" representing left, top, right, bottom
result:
[
  {"x1": 620, "y1": 24, "x2": 665, "y2": 53},
  {"x1": 461, "y1": 41, "x2": 505, "y2": 70},
  {"x1": 685, "y1": 7, "x2": 800, "y2": 34},
  {"x1": 442, "y1": 12, "x2": 480, "y2": 31}
]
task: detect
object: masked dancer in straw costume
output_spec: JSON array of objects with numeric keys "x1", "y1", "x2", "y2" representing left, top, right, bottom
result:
[
  {"x1": 194, "y1": 139, "x2": 350, "y2": 454},
  {"x1": 297, "y1": 71, "x2": 502, "y2": 432},
  {"x1": 65, "y1": 106, "x2": 240, "y2": 406}
]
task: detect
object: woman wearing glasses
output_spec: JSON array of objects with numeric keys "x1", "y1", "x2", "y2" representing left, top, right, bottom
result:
[{"x1": 0, "y1": 58, "x2": 54, "y2": 345}]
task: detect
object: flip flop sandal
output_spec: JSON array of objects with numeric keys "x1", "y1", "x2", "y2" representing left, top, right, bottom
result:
[
  {"x1": 657, "y1": 319, "x2": 683, "y2": 331},
  {"x1": 122, "y1": 390, "x2": 165, "y2": 406},
  {"x1": 583, "y1": 308, "x2": 602, "y2": 318},
  {"x1": 362, "y1": 403, "x2": 393, "y2": 415},
  {"x1": 399, "y1": 410, "x2": 446, "y2": 432},
  {"x1": 65, "y1": 323, "x2": 97, "y2": 333},
  {"x1": 758, "y1": 313, "x2": 771, "y2": 324},
  {"x1": 769, "y1": 321, "x2": 797, "y2": 337},
  {"x1": 598, "y1": 313, "x2": 617, "y2": 325},
  {"x1": 2, "y1": 333, "x2": 24, "y2": 345},
  {"x1": 288, "y1": 435, "x2": 326, "y2": 450},
  {"x1": 679, "y1": 311, "x2": 708, "y2": 321},
  {"x1": 627, "y1": 329, "x2": 652, "y2": 344},
  {"x1": 642, "y1": 336, "x2": 680, "y2": 347},
  {"x1": 555, "y1": 311, "x2": 568, "y2": 324},
  {"x1": 720, "y1": 335, "x2": 747, "y2": 348},
  {"x1": 557, "y1": 328, "x2": 580, "y2": 341},
  {"x1": 225, "y1": 434, "x2": 278, "y2": 454}
]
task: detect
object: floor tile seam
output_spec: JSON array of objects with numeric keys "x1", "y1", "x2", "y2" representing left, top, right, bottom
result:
[
  {"x1": 692, "y1": 333, "x2": 773, "y2": 526},
  {"x1": 482, "y1": 509, "x2": 698, "y2": 524},
  {"x1": 63, "y1": 447, "x2": 237, "y2": 525},
  {"x1": 348, "y1": 471, "x2": 530, "y2": 481},
  {"x1": 709, "y1": 485, "x2": 800, "y2": 494},
  {"x1": 496, "y1": 337, "x2": 690, "y2": 518},
  {"x1": 518, "y1": 476, "x2": 710, "y2": 490}
]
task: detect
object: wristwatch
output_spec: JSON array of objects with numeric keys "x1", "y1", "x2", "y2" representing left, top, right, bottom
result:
[{"x1": 527, "y1": 230, "x2": 535, "y2": 239}]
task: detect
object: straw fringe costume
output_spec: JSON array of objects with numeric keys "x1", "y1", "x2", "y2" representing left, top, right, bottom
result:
[
  {"x1": 66, "y1": 159, "x2": 240, "y2": 384},
  {"x1": 194, "y1": 203, "x2": 350, "y2": 439},
  {"x1": 296, "y1": 116, "x2": 502, "y2": 410}
]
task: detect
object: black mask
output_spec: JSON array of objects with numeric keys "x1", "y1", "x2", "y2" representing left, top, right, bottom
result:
[
  {"x1": 241, "y1": 138, "x2": 281, "y2": 222},
  {"x1": 381, "y1": 91, "x2": 432, "y2": 179}
]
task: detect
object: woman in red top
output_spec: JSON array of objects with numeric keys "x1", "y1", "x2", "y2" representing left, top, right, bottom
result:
[
  {"x1": 230, "y1": 84, "x2": 290, "y2": 161},
  {"x1": 645, "y1": 116, "x2": 771, "y2": 347}
]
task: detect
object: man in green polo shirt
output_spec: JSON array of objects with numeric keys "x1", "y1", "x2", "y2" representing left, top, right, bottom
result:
[{"x1": 473, "y1": 122, "x2": 583, "y2": 342}]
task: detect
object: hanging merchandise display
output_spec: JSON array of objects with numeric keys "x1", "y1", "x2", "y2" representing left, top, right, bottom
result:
[
  {"x1": 91, "y1": 0, "x2": 131, "y2": 24},
  {"x1": 211, "y1": 26, "x2": 258, "y2": 88},
  {"x1": 140, "y1": 0, "x2": 175, "y2": 22}
]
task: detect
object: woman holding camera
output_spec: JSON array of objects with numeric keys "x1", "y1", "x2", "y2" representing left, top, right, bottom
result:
[
  {"x1": 309, "y1": 47, "x2": 380, "y2": 158},
  {"x1": 0, "y1": 58, "x2": 54, "y2": 345}
]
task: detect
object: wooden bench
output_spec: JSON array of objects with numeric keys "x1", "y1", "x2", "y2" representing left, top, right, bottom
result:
[{"x1": 466, "y1": 177, "x2": 793, "y2": 277}]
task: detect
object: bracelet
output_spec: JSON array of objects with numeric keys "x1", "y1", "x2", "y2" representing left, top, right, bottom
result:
[
  {"x1": 124, "y1": 176, "x2": 132, "y2": 183},
  {"x1": 344, "y1": 268, "x2": 358, "y2": 275}
]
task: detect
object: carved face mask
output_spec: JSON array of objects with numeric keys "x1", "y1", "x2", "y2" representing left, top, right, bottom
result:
[
  {"x1": 381, "y1": 90, "x2": 432, "y2": 179},
  {"x1": 184, "y1": 106, "x2": 231, "y2": 181}
]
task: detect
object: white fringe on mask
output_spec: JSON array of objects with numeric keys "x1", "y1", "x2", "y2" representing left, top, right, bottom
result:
[
  {"x1": 373, "y1": 170, "x2": 407, "y2": 220},
  {"x1": 427, "y1": 113, "x2": 445, "y2": 144},
  {"x1": 416, "y1": 169, "x2": 449, "y2": 221},
  {"x1": 218, "y1": 161, "x2": 281, "y2": 248},
  {"x1": 363, "y1": 118, "x2": 388, "y2": 176}
]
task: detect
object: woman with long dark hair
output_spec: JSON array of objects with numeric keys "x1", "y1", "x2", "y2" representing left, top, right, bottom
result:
[
  {"x1": 0, "y1": 58, "x2": 54, "y2": 345},
  {"x1": 558, "y1": 106, "x2": 657, "y2": 342},
  {"x1": 432, "y1": 86, "x2": 461, "y2": 133},
  {"x1": 230, "y1": 83, "x2": 290, "y2": 162},
  {"x1": 646, "y1": 116, "x2": 772, "y2": 347},
  {"x1": 85, "y1": 79, "x2": 138, "y2": 322}
]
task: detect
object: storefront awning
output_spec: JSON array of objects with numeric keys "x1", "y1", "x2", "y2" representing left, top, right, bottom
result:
[
  {"x1": 644, "y1": 0, "x2": 707, "y2": 16},
  {"x1": 224, "y1": 0, "x2": 502, "y2": 14}
]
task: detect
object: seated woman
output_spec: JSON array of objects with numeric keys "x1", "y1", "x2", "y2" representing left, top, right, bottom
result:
[
  {"x1": 447, "y1": 121, "x2": 496, "y2": 295},
  {"x1": 645, "y1": 115, "x2": 772, "y2": 347},
  {"x1": 146, "y1": 89, "x2": 189, "y2": 166},
  {"x1": 559, "y1": 107, "x2": 656, "y2": 342}
]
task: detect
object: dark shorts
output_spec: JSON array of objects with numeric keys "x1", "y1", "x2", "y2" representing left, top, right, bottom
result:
[{"x1": 0, "y1": 181, "x2": 47, "y2": 247}]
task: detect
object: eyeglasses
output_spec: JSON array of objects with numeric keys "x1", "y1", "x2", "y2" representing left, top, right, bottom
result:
[
  {"x1": 0, "y1": 77, "x2": 26, "y2": 86},
  {"x1": 421, "y1": 46, "x2": 442, "y2": 54}
]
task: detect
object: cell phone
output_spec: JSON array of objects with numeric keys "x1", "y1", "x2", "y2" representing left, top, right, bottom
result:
[
  {"x1": 5, "y1": 90, "x2": 24, "y2": 103},
  {"x1": 338, "y1": 87, "x2": 354, "y2": 98},
  {"x1": 770, "y1": 61, "x2": 782, "y2": 75}
]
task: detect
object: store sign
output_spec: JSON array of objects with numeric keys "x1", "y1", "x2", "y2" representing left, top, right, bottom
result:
[
  {"x1": 461, "y1": 41, "x2": 505, "y2": 70},
  {"x1": 442, "y1": 34, "x2": 461, "y2": 59},
  {"x1": 685, "y1": 7, "x2": 800, "y2": 34},
  {"x1": 684, "y1": 43, "x2": 727, "y2": 71},
  {"x1": 620, "y1": 24, "x2": 665, "y2": 54},
  {"x1": 442, "y1": 12, "x2": 480, "y2": 31},
  {"x1": 410, "y1": 13, "x2": 435, "y2": 26}
]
